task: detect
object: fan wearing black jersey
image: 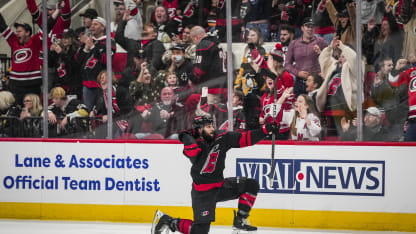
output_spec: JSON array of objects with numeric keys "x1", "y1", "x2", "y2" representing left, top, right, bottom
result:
[{"x1": 152, "y1": 116, "x2": 279, "y2": 234}]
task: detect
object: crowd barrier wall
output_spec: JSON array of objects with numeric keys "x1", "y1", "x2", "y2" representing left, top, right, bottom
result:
[{"x1": 0, "y1": 139, "x2": 415, "y2": 232}]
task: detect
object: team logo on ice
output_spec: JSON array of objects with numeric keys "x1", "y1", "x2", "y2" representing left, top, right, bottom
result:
[{"x1": 236, "y1": 159, "x2": 385, "y2": 196}]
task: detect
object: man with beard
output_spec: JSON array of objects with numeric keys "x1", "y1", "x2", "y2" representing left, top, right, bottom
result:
[
  {"x1": 278, "y1": 24, "x2": 294, "y2": 58},
  {"x1": 134, "y1": 87, "x2": 186, "y2": 139},
  {"x1": 151, "y1": 116, "x2": 279, "y2": 234},
  {"x1": 111, "y1": 1, "x2": 125, "y2": 34}
]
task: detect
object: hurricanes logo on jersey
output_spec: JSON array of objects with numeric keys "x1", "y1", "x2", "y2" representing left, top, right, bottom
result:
[
  {"x1": 86, "y1": 56, "x2": 98, "y2": 69},
  {"x1": 328, "y1": 77, "x2": 341, "y2": 95},
  {"x1": 410, "y1": 77, "x2": 416, "y2": 92},
  {"x1": 58, "y1": 63, "x2": 67, "y2": 78},
  {"x1": 317, "y1": 0, "x2": 327, "y2": 12},
  {"x1": 217, "y1": 0, "x2": 225, "y2": 9},
  {"x1": 14, "y1": 48, "x2": 33, "y2": 64}
]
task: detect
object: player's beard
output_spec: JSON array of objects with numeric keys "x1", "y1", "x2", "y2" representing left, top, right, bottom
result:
[{"x1": 202, "y1": 130, "x2": 215, "y2": 143}]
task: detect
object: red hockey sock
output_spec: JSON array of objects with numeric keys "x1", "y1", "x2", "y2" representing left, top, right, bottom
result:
[{"x1": 178, "y1": 219, "x2": 193, "y2": 234}]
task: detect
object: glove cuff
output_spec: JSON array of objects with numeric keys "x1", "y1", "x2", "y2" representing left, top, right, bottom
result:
[{"x1": 262, "y1": 124, "x2": 268, "y2": 134}]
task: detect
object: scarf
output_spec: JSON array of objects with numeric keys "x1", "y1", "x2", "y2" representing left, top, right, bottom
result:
[{"x1": 103, "y1": 85, "x2": 120, "y2": 114}]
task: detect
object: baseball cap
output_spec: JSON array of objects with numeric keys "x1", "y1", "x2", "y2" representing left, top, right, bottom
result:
[
  {"x1": 61, "y1": 28, "x2": 76, "y2": 38},
  {"x1": 14, "y1": 23, "x2": 32, "y2": 35},
  {"x1": 366, "y1": 107, "x2": 382, "y2": 117},
  {"x1": 113, "y1": 0, "x2": 124, "y2": 6},
  {"x1": 47, "y1": 4, "x2": 56, "y2": 10},
  {"x1": 170, "y1": 44, "x2": 186, "y2": 51},
  {"x1": 80, "y1": 8, "x2": 98, "y2": 19},
  {"x1": 92, "y1": 17, "x2": 106, "y2": 27},
  {"x1": 302, "y1": 17, "x2": 315, "y2": 26}
]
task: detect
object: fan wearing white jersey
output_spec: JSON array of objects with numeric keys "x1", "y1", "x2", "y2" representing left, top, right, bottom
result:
[{"x1": 277, "y1": 87, "x2": 322, "y2": 141}]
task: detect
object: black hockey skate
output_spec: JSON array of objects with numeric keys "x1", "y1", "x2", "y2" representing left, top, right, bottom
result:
[
  {"x1": 151, "y1": 210, "x2": 175, "y2": 234},
  {"x1": 232, "y1": 210, "x2": 257, "y2": 233}
]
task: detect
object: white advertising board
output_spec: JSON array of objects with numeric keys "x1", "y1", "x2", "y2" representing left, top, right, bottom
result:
[{"x1": 0, "y1": 141, "x2": 415, "y2": 214}]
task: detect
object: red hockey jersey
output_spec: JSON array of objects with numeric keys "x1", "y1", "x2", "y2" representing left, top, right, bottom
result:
[
  {"x1": 389, "y1": 67, "x2": 416, "y2": 119},
  {"x1": 26, "y1": 0, "x2": 71, "y2": 47},
  {"x1": 163, "y1": 0, "x2": 179, "y2": 19},
  {"x1": 1, "y1": 26, "x2": 43, "y2": 86}
]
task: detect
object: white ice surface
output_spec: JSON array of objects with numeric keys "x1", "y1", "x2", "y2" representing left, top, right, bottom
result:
[{"x1": 0, "y1": 220, "x2": 411, "y2": 234}]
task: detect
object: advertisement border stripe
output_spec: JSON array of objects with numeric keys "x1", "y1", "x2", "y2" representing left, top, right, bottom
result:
[{"x1": 0, "y1": 203, "x2": 415, "y2": 232}]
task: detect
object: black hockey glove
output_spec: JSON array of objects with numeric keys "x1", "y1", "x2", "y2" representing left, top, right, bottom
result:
[
  {"x1": 265, "y1": 122, "x2": 279, "y2": 135},
  {"x1": 248, "y1": 43, "x2": 255, "y2": 50},
  {"x1": 179, "y1": 129, "x2": 199, "y2": 142}
]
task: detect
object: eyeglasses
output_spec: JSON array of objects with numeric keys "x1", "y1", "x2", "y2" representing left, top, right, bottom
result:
[{"x1": 23, "y1": 99, "x2": 32, "y2": 103}]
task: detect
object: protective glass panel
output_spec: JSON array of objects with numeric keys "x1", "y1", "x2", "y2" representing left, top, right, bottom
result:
[{"x1": 0, "y1": 0, "x2": 413, "y2": 142}]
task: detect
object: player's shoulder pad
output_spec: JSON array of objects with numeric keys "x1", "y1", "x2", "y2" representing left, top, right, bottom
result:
[{"x1": 214, "y1": 129, "x2": 227, "y2": 140}]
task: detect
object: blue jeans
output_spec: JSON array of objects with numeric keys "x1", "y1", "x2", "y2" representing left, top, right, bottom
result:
[
  {"x1": 83, "y1": 86, "x2": 99, "y2": 112},
  {"x1": 246, "y1": 21, "x2": 270, "y2": 42},
  {"x1": 405, "y1": 120, "x2": 416, "y2": 141}
]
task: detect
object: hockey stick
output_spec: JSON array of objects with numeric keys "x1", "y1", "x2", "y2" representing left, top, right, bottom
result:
[{"x1": 269, "y1": 73, "x2": 279, "y2": 187}]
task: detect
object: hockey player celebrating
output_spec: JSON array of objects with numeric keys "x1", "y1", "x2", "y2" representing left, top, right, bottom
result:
[{"x1": 152, "y1": 115, "x2": 279, "y2": 234}]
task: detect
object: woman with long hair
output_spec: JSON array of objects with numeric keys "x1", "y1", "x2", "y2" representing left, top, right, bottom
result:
[
  {"x1": 372, "y1": 6, "x2": 404, "y2": 71},
  {"x1": 20, "y1": 93, "x2": 43, "y2": 120},
  {"x1": 19, "y1": 93, "x2": 43, "y2": 137},
  {"x1": 129, "y1": 62, "x2": 165, "y2": 111},
  {"x1": 89, "y1": 70, "x2": 133, "y2": 138},
  {"x1": 234, "y1": 27, "x2": 266, "y2": 130},
  {"x1": 277, "y1": 88, "x2": 322, "y2": 141}
]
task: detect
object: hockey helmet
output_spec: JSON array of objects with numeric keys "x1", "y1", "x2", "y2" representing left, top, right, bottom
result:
[{"x1": 192, "y1": 116, "x2": 213, "y2": 130}]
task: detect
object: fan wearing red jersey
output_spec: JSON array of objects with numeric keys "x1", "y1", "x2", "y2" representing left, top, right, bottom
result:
[
  {"x1": 151, "y1": 116, "x2": 279, "y2": 234},
  {"x1": 389, "y1": 65, "x2": 416, "y2": 141},
  {"x1": 0, "y1": 14, "x2": 43, "y2": 106},
  {"x1": 26, "y1": 0, "x2": 71, "y2": 47}
]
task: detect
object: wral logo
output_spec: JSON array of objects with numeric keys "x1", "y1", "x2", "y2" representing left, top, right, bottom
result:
[{"x1": 236, "y1": 158, "x2": 385, "y2": 196}]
